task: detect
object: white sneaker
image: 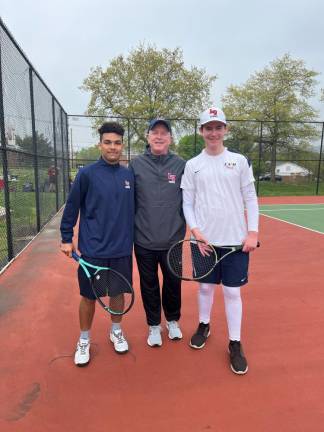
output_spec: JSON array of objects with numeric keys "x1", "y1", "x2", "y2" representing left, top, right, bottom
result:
[
  {"x1": 74, "y1": 338, "x2": 90, "y2": 366},
  {"x1": 110, "y1": 329, "x2": 129, "y2": 354},
  {"x1": 166, "y1": 321, "x2": 183, "y2": 340},
  {"x1": 147, "y1": 325, "x2": 162, "y2": 347}
]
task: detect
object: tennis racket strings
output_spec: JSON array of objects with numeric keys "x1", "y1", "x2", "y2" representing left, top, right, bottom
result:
[
  {"x1": 92, "y1": 268, "x2": 133, "y2": 315},
  {"x1": 167, "y1": 240, "x2": 217, "y2": 280}
]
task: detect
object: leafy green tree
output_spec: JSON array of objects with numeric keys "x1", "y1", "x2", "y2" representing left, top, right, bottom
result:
[
  {"x1": 16, "y1": 132, "x2": 54, "y2": 156},
  {"x1": 222, "y1": 54, "x2": 320, "y2": 181},
  {"x1": 177, "y1": 134, "x2": 205, "y2": 160},
  {"x1": 81, "y1": 44, "x2": 216, "y2": 152},
  {"x1": 74, "y1": 146, "x2": 100, "y2": 163}
]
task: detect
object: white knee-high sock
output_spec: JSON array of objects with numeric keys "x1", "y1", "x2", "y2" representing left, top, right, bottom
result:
[
  {"x1": 222, "y1": 285, "x2": 242, "y2": 341},
  {"x1": 198, "y1": 283, "x2": 215, "y2": 324}
]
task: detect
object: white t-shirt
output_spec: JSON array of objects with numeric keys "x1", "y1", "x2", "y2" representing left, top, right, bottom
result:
[{"x1": 180, "y1": 148, "x2": 255, "y2": 245}]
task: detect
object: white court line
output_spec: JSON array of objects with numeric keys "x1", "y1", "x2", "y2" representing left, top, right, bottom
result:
[
  {"x1": 260, "y1": 213, "x2": 324, "y2": 235},
  {"x1": 260, "y1": 203, "x2": 324, "y2": 205},
  {"x1": 260, "y1": 208, "x2": 324, "y2": 212}
]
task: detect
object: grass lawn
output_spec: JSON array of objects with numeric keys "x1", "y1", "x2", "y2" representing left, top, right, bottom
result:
[{"x1": 257, "y1": 181, "x2": 324, "y2": 196}]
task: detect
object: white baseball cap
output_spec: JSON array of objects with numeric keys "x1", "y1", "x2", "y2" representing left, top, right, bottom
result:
[{"x1": 199, "y1": 107, "x2": 226, "y2": 126}]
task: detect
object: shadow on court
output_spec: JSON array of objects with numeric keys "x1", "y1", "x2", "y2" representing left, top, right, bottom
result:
[{"x1": 1, "y1": 198, "x2": 324, "y2": 432}]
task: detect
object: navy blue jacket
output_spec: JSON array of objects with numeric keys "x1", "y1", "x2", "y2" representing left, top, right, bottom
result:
[{"x1": 60, "y1": 158, "x2": 134, "y2": 258}]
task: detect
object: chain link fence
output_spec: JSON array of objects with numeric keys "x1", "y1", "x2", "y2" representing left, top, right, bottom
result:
[
  {"x1": 68, "y1": 115, "x2": 324, "y2": 197},
  {"x1": 0, "y1": 19, "x2": 70, "y2": 271}
]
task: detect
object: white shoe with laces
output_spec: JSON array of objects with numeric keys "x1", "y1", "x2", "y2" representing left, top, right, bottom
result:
[
  {"x1": 166, "y1": 320, "x2": 183, "y2": 340},
  {"x1": 74, "y1": 338, "x2": 90, "y2": 366},
  {"x1": 110, "y1": 329, "x2": 129, "y2": 354},
  {"x1": 147, "y1": 325, "x2": 162, "y2": 347}
]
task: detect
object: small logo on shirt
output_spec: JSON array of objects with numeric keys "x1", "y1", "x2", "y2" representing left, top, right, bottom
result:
[
  {"x1": 124, "y1": 180, "x2": 131, "y2": 189},
  {"x1": 224, "y1": 161, "x2": 236, "y2": 169},
  {"x1": 168, "y1": 173, "x2": 176, "y2": 184}
]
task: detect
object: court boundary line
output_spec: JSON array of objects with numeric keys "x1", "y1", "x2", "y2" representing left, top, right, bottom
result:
[
  {"x1": 260, "y1": 208, "x2": 324, "y2": 212},
  {"x1": 260, "y1": 213, "x2": 324, "y2": 235},
  {"x1": 260, "y1": 203, "x2": 324, "y2": 208}
]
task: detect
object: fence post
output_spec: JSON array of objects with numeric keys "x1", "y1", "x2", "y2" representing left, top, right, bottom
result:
[
  {"x1": 52, "y1": 97, "x2": 59, "y2": 211},
  {"x1": 29, "y1": 67, "x2": 41, "y2": 232},
  {"x1": 194, "y1": 119, "x2": 197, "y2": 156},
  {"x1": 60, "y1": 108, "x2": 66, "y2": 202},
  {"x1": 127, "y1": 118, "x2": 131, "y2": 162},
  {"x1": 69, "y1": 126, "x2": 73, "y2": 171},
  {"x1": 0, "y1": 30, "x2": 14, "y2": 260},
  {"x1": 66, "y1": 114, "x2": 71, "y2": 188},
  {"x1": 315, "y1": 122, "x2": 324, "y2": 195},
  {"x1": 256, "y1": 121, "x2": 263, "y2": 196}
]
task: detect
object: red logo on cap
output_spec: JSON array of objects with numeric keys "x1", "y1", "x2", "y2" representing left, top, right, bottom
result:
[{"x1": 209, "y1": 108, "x2": 217, "y2": 116}]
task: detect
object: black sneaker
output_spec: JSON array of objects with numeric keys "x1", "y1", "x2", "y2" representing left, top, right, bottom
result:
[
  {"x1": 189, "y1": 322, "x2": 210, "y2": 349},
  {"x1": 228, "y1": 340, "x2": 248, "y2": 375}
]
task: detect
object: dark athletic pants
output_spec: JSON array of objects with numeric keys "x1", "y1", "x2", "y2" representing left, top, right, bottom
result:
[{"x1": 134, "y1": 244, "x2": 181, "y2": 326}]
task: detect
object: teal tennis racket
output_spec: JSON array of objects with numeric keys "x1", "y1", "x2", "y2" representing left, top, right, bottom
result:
[{"x1": 72, "y1": 252, "x2": 134, "y2": 315}]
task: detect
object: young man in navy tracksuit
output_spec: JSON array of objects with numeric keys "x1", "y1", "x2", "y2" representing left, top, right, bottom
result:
[{"x1": 60, "y1": 122, "x2": 134, "y2": 366}]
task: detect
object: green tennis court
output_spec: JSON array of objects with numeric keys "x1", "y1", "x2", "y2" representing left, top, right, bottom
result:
[{"x1": 259, "y1": 203, "x2": 324, "y2": 234}]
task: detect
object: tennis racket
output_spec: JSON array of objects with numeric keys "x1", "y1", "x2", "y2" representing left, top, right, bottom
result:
[
  {"x1": 72, "y1": 252, "x2": 135, "y2": 315},
  {"x1": 167, "y1": 239, "x2": 259, "y2": 281}
]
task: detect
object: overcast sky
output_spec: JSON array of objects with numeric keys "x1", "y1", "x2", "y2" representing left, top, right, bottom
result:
[{"x1": 1, "y1": 0, "x2": 324, "y2": 119}]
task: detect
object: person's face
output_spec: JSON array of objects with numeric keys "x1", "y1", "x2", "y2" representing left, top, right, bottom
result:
[
  {"x1": 200, "y1": 121, "x2": 227, "y2": 154},
  {"x1": 98, "y1": 132, "x2": 124, "y2": 164},
  {"x1": 147, "y1": 124, "x2": 172, "y2": 155}
]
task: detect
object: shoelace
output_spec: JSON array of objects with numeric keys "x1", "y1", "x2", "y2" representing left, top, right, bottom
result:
[
  {"x1": 168, "y1": 321, "x2": 178, "y2": 330},
  {"x1": 113, "y1": 331, "x2": 126, "y2": 344},
  {"x1": 79, "y1": 342, "x2": 88, "y2": 355},
  {"x1": 150, "y1": 326, "x2": 161, "y2": 335},
  {"x1": 197, "y1": 323, "x2": 209, "y2": 336},
  {"x1": 230, "y1": 342, "x2": 241, "y2": 355}
]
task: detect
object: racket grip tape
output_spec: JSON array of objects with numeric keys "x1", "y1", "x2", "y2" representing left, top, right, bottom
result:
[{"x1": 71, "y1": 251, "x2": 80, "y2": 261}]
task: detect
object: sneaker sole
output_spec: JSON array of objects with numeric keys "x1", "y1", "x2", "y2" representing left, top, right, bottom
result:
[
  {"x1": 168, "y1": 335, "x2": 183, "y2": 340},
  {"x1": 189, "y1": 330, "x2": 210, "y2": 349},
  {"x1": 75, "y1": 360, "x2": 90, "y2": 367},
  {"x1": 166, "y1": 327, "x2": 183, "y2": 340},
  {"x1": 230, "y1": 365, "x2": 248, "y2": 375},
  {"x1": 147, "y1": 339, "x2": 162, "y2": 347}
]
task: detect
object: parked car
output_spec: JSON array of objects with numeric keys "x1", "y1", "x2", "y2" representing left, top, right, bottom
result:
[{"x1": 258, "y1": 174, "x2": 282, "y2": 182}]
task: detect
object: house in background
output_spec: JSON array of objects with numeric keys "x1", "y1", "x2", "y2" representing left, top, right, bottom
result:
[
  {"x1": 275, "y1": 162, "x2": 311, "y2": 177},
  {"x1": 259, "y1": 161, "x2": 312, "y2": 182}
]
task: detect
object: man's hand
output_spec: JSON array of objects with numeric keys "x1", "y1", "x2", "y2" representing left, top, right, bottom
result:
[
  {"x1": 60, "y1": 242, "x2": 73, "y2": 257},
  {"x1": 242, "y1": 231, "x2": 258, "y2": 253},
  {"x1": 191, "y1": 228, "x2": 212, "y2": 256}
]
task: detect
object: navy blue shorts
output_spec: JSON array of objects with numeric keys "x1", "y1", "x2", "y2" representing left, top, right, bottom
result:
[
  {"x1": 199, "y1": 247, "x2": 249, "y2": 287},
  {"x1": 78, "y1": 255, "x2": 133, "y2": 300}
]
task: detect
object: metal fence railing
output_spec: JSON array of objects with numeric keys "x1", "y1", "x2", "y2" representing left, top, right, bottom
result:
[
  {"x1": 0, "y1": 18, "x2": 70, "y2": 270},
  {"x1": 68, "y1": 114, "x2": 324, "y2": 197}
]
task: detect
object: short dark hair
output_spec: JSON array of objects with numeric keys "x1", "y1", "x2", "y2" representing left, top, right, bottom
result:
[{"x1": 98, "y1": 122, "x2": 125, "y2": 141}]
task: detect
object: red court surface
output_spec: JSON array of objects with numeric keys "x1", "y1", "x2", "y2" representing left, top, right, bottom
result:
[{"x1": 1, "y1": 196, "x2": 324, "y2": 432}]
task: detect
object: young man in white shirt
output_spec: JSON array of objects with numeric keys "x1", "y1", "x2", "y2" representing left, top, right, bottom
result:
[{"x1": 180, "y1": 107, "x2": 259, "y2": 374}]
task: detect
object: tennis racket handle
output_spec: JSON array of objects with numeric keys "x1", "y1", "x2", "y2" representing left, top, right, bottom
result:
[{"x1": 71, "y1": 251, "x2": 80, "y2": 261}]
